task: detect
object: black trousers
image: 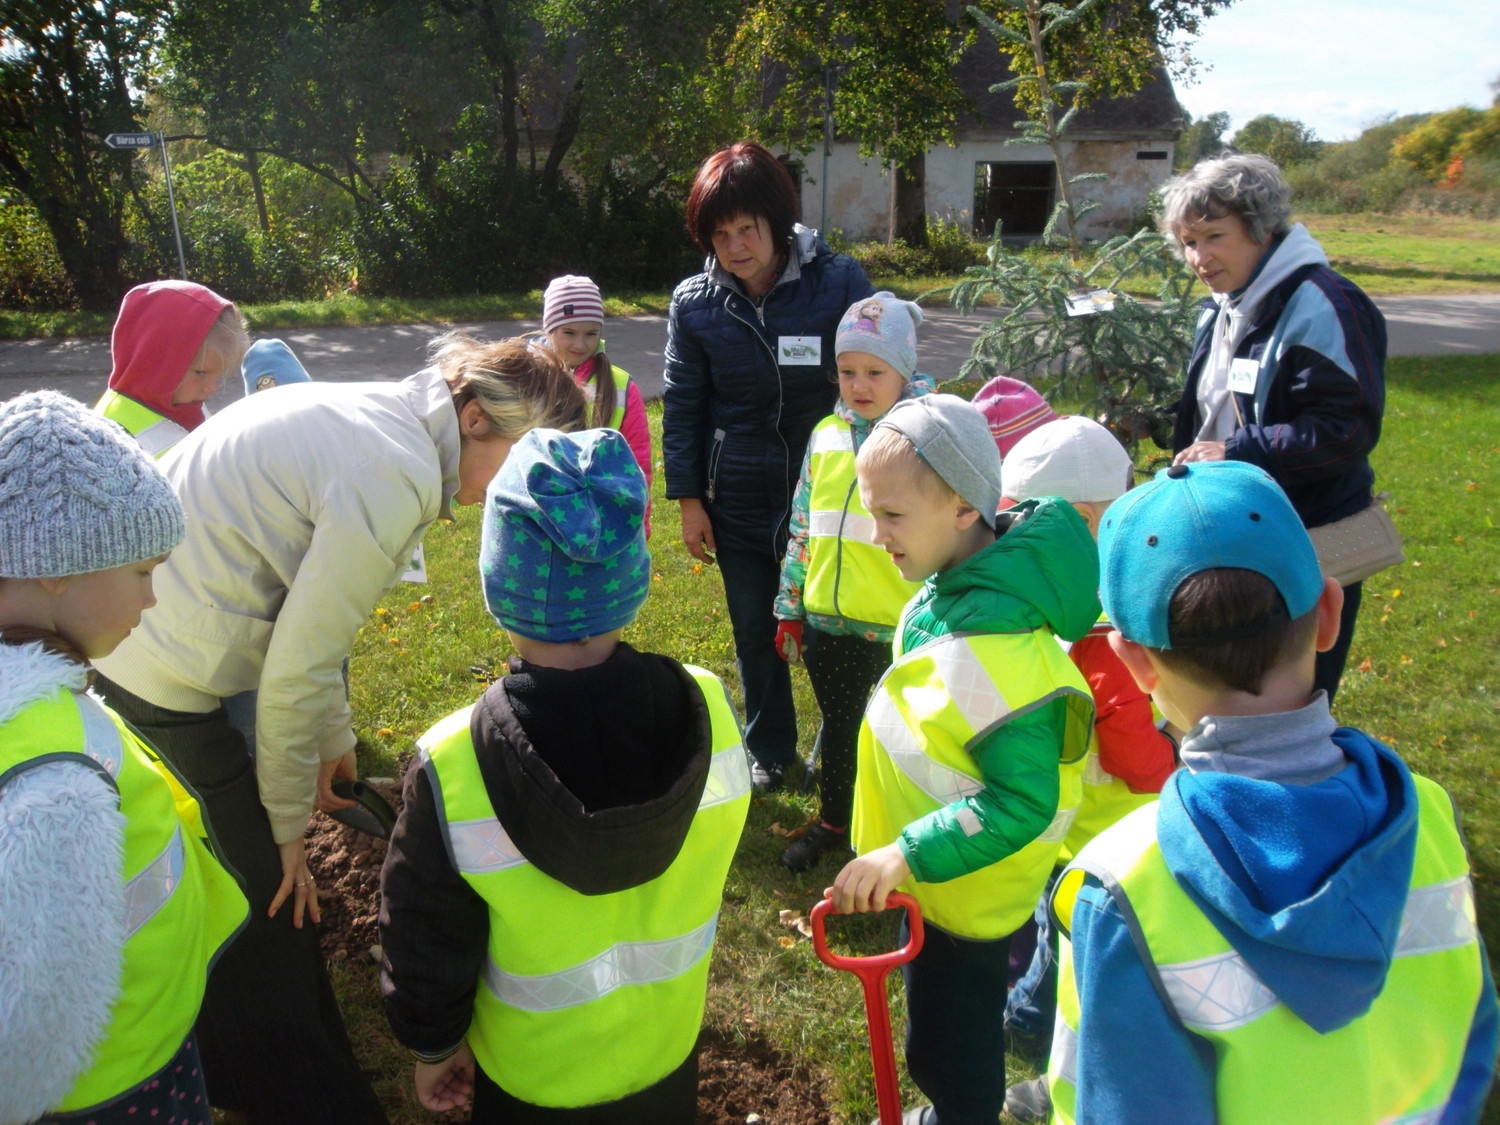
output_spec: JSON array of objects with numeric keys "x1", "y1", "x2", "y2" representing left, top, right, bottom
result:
[
  {"x1": 472, "y1": 1047, "x2": 697, "y2": 1124},
  {"x1": 803, "y1": 628, "x2": 891, "y2": 829},
  {"x1": 94, "y1": 675, "x2": 388, "y2": 1125}
]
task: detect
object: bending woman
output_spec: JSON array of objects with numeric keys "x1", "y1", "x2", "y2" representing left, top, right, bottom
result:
[
  {"x1": 663, "y1": 141, "x2": 873, "y2": 790},
  {"x1": 1162, "y1": 153, "x2": 1386, "y2": 701},
  {"x1": 92, "y1": 334, "x2": 586, "y2": 1123}
]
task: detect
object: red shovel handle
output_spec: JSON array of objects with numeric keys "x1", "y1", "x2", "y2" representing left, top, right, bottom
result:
[{"x1": 810, "y1": 893, "x2": 924, "y2": 1125}]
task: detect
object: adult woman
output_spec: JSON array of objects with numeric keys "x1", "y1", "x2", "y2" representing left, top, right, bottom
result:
[
  {"x1": 1162, "y1": 153, "x2": 1386, "y2": 701},
  {"x1": 663, "y1": 142, "x2": 873, "y2": 790},
  {"x1": 92, "y1": 334, "x2": 587, "y2": 1124}
]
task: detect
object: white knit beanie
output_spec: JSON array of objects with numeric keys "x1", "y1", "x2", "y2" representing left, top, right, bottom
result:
[
  {"x1": 542, "y1": 275, "x2": 605, "y2": 333},
  {"x1": 0, "y1": 390, "x2": 185, "y2": 577}
]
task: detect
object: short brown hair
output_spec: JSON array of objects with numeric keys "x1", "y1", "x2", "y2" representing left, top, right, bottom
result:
[
  {"x1": 1152, "y1": 568, "x2": 1318, "y2": 695},
  {"x1": 685, "y1": 141, "x2": 800, "y2": 256}
]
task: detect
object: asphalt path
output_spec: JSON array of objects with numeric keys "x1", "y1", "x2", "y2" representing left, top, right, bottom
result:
[{"x1": 1, "y1": 294, "x2": 1495, "y2": 412}]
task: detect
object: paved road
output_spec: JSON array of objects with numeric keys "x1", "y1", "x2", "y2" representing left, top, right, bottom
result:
[{"x1": 1, "y1": 294, "x2": 1495, "y2": 412}]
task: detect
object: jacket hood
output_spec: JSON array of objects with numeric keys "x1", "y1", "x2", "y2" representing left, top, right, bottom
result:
[
  {"x1": 1221, "y1": 223, "x2": 1328, "y2": 323},
  {"x1": 470, "y1": 646, "x2": 714, "y2": 895},
  {"x1": 916, "y1": 496, "x2": 1101, "y2": 643},
  {"x1": 0, "y1": 641, "x2": 87, "y2": 726},
  {"x1": 108, "y1": 281, "x2": 232, "y2": 432},
  {"x1": 1159, "y1": 724, "x2": 1418, "y2": 1032}
]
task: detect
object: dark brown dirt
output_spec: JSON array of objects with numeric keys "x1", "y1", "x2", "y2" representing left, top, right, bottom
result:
[{"x1": 304, "y1": 780, "x2": 834, "y2": 1124}]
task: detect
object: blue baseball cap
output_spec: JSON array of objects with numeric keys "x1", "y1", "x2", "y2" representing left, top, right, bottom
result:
[
  {"x1": 1098, "y1": 460, "x2": 1322, "y2": 649},
  {"x1": 242, "y1": 338, "x2": 311, "y2": 395}
]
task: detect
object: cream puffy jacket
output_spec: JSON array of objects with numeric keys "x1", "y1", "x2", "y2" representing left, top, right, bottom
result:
[{"x1": 95, "y1": 369, "x2": 460, "y2": 843}]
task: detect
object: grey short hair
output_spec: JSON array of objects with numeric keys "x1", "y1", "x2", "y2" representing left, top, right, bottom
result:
[{"x1": 1158, "y1": 153, "x2": 1293, "y2": 254}]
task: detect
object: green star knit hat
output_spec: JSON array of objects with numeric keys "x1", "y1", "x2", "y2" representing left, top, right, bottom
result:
[
  {"x1": 480, "y1": 427, "x2": 650, "y2": 642},
  {"x1": 0, "y1": 390, "x2": 184, "y2": 578}
]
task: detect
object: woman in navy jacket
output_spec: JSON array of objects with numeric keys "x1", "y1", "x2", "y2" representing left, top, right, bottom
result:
[
  {"x1": 663, "y1": 142, "x2": 873, "y2": 789},
  {"x1": 1163, "y1": 153, "x2": 1387, "y2": 701}
]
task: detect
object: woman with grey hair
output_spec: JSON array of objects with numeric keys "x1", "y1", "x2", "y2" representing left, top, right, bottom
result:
[{"x1": 1161, "y1": 152, "x2": 1386, "y2": 701}]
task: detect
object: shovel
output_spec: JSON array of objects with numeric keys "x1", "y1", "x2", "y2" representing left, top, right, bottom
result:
[{"x1": 811, "y1": 892, "x2": 924, "y2": 1125}]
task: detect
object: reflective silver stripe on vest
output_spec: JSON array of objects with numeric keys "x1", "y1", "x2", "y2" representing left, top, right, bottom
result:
[
  {"x1": 809, "y1": 426, "x2": 854, "y2": 456},
  {"x1": 76, "y1": 693, "x2": 125, "y2": 779},
  {"x1": 1396, "y1": 876, "x2": 1476, "y2": 955},
  {"x1": 450, "y1": 818, "x2": 528, "y2": 875},
  {"x1": 1160, "y1": 877, "x2": 1479, "y2": 1032},
  {"x1": 866, "y1": 688, "x2": 981, "y2": 805},
  {"x1": 1051, "y1": 1015, "x2": 1079, "y2": 1085},
  {"x1": 808, "y1": 508, "x2": 876, "y2": 545},
  {"x1": 927, "y1": 636, "x2": 1013, "y2": 736},
  {"x1": 700, "y1": 743, "x2": 752, "y2": 809},
  {"x1": 124, "y1": 824, "x2": 185, "y2": 937},
  {"x1": 135, "y1": 417, "x2": 189, "y2": 457},
  {"x1": 1036, "y1": 804, "x2": 1078, "y2": 844},
  {"x1": 448, "y1": 745, "x2": 749, "y2": 875},
  {"x1": 482, "y1": 913, "x2": 718, "y2": 1012},
  {"x1": 1081, "y1": 752, "x2": 1115, "y2": 786},
  {"x1": 1381, "y1": 1103, "x2": 1448, "y2": 1125}
]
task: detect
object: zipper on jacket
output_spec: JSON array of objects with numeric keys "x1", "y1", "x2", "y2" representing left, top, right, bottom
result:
[{"x1": 706, "y1": 428, "x2": 726, "y2": 503}]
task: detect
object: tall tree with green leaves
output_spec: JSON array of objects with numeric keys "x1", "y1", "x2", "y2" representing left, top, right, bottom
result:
[
  {"x1": 1176, "y1": 108, "x2": 1230, "y2": 169},
  {"x1": 0, "y1": 0, "x2": 168, "y2": 308},
  {"x1": 729, "y1": 0, "x2": 973, "y2": 246},
  {"x1": 1232, "y1": 114, "x2": 1321, "y2": 168}
]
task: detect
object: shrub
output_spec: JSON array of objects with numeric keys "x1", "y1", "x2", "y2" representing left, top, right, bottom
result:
[
  {"x1": 0, "y1": 197, "x2": 76, "y2": 310},
  {"x1": 840, "y1": 219, "x2": 986, "y2": 278}
]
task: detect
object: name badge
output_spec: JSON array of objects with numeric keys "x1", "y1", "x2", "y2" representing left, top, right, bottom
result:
[
  {"x1": 1227, "y1": 357, "x2": 1260, "y2": 394},
  {"x1": 778, "y1": 336, "x2": 822, "y2": 365}
]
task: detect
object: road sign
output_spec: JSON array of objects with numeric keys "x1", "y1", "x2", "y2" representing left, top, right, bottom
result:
[{"x1": 104, "y1": 132, "x2": 159, "y2": 150}]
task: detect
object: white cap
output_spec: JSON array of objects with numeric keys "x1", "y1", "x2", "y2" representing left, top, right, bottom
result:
[{"x1": 1001, "y1": 416, "x2": 1134, "y2": 505}]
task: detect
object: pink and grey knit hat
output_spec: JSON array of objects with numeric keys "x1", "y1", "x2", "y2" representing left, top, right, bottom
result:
[
  {"x1": 542, "y1": 275, "x2": 605, "y2": 333},
  {"x1": 971, "y1": 376, "x2": 1059, "y2": 458}
]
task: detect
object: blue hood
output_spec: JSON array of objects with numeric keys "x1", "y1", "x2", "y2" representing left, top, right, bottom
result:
[{"x1": 1158, "y1": 727, "x2": 1417, "y2": 1032}]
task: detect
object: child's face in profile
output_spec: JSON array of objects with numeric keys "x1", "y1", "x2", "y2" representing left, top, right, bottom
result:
[
  {"x1": 48, "y1": 554, "x2": 168, "y2": 659},
  {"x1": 858, "y1": 458, "x2": 977, "y2": 582},
  {"x1": 547, "y1": 322, "x2": 602, "y2": 372},
  {"x1": 172, "y1": 346, "x2": 227, "y2": 406},
  {"x1": 837, "y1": 351, "x2": 905, "y2": 421}
]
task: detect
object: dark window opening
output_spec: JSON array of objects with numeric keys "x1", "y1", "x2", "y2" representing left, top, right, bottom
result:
[
  {"x1": 973, "y1": 162, "x2": 1054, "y2": 238},
  {"x1": 1136, "y1": 151, "x2": 1169, "y2": 161},
  {"x1": 779, "y1": 156, "x2": 805, "y2": 210}
]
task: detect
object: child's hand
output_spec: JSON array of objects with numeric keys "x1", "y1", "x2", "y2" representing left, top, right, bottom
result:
[
  {"x1": 415, "y1": 1040, "x2": 475, "y2": 1112},
  {"x1": 825, "y1": 844, "x2": 911, "y2": 914},
  {"x1": 775, "y1": 619, "x2": 804, "y2": 663}
]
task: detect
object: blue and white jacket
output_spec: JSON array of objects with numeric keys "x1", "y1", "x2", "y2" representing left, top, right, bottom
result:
[
  {"x1": 663, "y1": 225, "x2": 873, "y2": 557},
  {"x1": 1172, "y1": 224, "x2": 1387, "y2": 530}
]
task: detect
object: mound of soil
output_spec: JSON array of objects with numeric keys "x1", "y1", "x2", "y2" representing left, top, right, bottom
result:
[{"x1": 304, "y1": 779, "x2": 834, "y2": 1124}]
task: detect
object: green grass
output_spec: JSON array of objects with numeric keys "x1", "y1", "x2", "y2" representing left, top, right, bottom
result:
[
  {"x1": 341, "y1": 358, "x2": 1500, "y2": 1122},
  {"x1": 1300, "y1": 212, "x2": 1500, "y2": 295}
]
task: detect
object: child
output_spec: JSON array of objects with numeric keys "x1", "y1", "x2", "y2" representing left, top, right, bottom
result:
[
  {"x1": 0, "y1": 391, "x2": 248, "y2": 1125},
  {"x1": 541, "y1": 274, "x2": 653, "y2": 536},
  {"x1": 827, "y1": 394, "x2": 1101, "y2": 1125},
  {"x1": 380, "y1": 427, "x2": 751, "y2": 1123},
  {"x1": 971, "y1": 373, "x2": 1058, "y2": 459},
  {"x1": 241, "y1": 337, "x2": 312, "y2": 394},
  {"x1": 994, "y1": 416, "x2": 1179, "y2": 1085},
  {"x1": 1036, "y1": 460, "x2": 1498, "y2": 1124},
  {"x1": 773, "y1": 291, "x2": 934, "y2": 872},
  {"x1": 95, "y1": 280, "x2": 250, "y2": 457}
]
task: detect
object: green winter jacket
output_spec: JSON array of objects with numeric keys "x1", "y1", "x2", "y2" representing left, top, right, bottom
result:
[{"x1": 896, "y1": 497, "x2": 1102, "y2": 884}]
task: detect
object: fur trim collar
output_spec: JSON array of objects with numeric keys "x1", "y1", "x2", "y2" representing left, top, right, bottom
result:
[{"x1": 0, "y1": 642, "x2": 87, "y2": 726}]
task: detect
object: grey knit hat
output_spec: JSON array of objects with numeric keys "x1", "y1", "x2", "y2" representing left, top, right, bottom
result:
[
  {"x1": 874, "y1": 395, "x2": 1002, "y2": 529},
  {"x1": 0, "y1": 390, "x2": 185, "y2": 578}
]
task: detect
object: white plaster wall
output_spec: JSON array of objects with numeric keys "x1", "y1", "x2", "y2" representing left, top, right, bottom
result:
[{"x1": 806, "y1": 137, "x2": 1177, "y2": 242}]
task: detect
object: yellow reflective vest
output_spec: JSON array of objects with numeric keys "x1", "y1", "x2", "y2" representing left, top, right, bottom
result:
[
  {"x1": 95, "y1": 389, "x2": 189, "y2": 458},
  {"x1": 1048, "y1": 776, "x2": 1483, "y2": 1125},
  {"x1": 852, "y1": 629, "x2": 1093, "y2": 939},
  {"x1": 802, "y1": 415, "x2": 920, "y2": 625},
  {"x1": 420, "y1": 664, "x2": 750, "y2": 1108},
  {"x1": 0, "y1": 688, "x2": 247, "y2": 1115}
]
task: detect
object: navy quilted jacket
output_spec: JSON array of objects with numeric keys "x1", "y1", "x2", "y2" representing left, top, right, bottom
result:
[{"x1": 662, "y1": 228, "x2": 873, "y2": 557}]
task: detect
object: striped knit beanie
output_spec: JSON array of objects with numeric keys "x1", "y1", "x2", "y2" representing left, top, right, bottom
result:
[
  {"x1": 542, "y1": 276, "x2": 605, "y2": 333},
  {"x1": 0, "y1": 390, "x2": 185, "y2": 578},
  {"x1": 972, "y1": 376, "x2": 1059, "y2": 458}
]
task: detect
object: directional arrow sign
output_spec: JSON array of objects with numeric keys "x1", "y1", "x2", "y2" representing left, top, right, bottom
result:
[{"x1": 104, "y1": 132, "x2": 158, "y2": 149}]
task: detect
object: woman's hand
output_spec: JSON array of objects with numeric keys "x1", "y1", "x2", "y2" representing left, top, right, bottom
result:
[
  {"x1": 415, "y1": 1041, "x2": 476, "y2": 1112},
  {"x1": 679, "y1": 498, "x2": 717, "y2": 564},
  {"x1": 1173, "y1": 441, "x2": 1227, "y2": 465},
  {"x1": 270, "y1": 835, "x2": 320, "y2": 928},
  {"x1": 825, "y1": 844, "x2": 911, "y2": 914},
  {"x1": 315, "y1": 749, "x2": 359, "y2": 813}
]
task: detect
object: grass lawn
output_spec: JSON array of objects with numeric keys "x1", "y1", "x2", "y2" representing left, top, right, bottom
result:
[
  {"x1": 340, "y1": 353, "x2": 1499, "y2": 1123},
  {"x1": 1300, "y1": 212, "x2": 1500, "y2": 296}
]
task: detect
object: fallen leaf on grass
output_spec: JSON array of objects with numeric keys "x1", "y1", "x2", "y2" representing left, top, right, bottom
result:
[
  {"x1": 1400, "y1": 654, "x2": 1414, "y2": 665},
  {"x1": 778, "y1": 936, "x2": 797, "y2": 948},
  {"x1": 1357, "y1": 657, "x2": 1374, "y2": 673},
  {"x1": 1438, "y1": 639, "x2": 1448, "y2": 648},
  {"x1": 767, "y1": 821, "x2": 795, "y2": 838},
  {"x1": 377, "y1": 728, "x2": 394, "y2": 737},
  {"x1": 778, "y1": 909, "x2": 813, "y2": 939}
]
